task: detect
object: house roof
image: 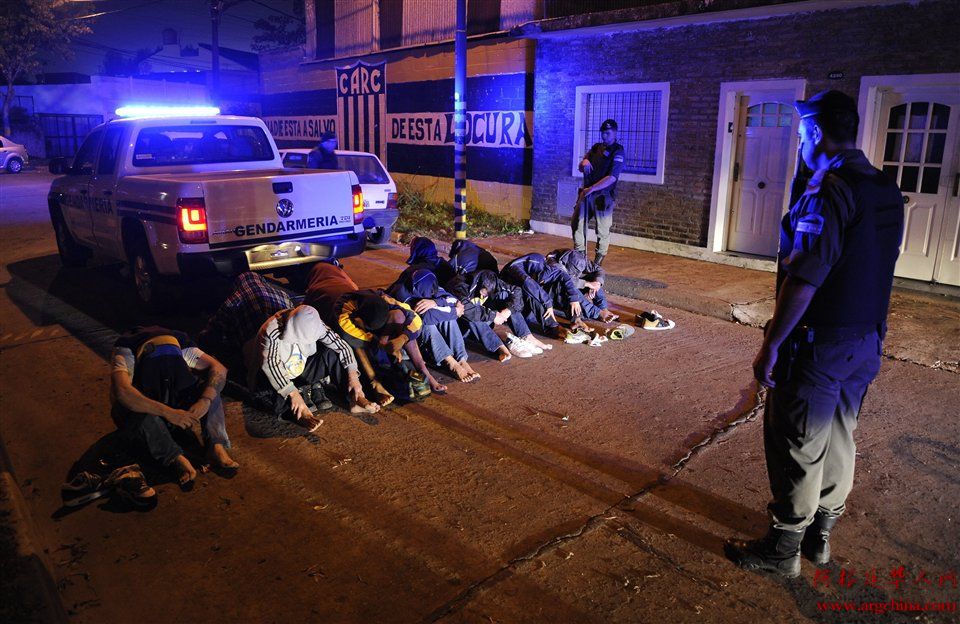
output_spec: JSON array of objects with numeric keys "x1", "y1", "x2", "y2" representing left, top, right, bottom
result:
[
  {"x1": 512, "y1": 0, "x2": 907, "y2": 38},
  {"x1": 198, "y1": 43, "x2": 259, "y2": 71}
]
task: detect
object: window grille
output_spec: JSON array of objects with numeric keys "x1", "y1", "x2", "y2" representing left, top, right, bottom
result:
[{"x1": 574, "y1": 83, "x2": 670, "y2": 184}]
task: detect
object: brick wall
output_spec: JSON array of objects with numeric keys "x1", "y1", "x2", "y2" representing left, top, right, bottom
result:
[{"x1": 532, "y1": 0, "x2": 960, "y2": 246}]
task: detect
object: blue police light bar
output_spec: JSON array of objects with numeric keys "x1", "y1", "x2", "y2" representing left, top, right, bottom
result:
[{"x1": 115, "y1": 105, "x2": 220, "y2": 118}]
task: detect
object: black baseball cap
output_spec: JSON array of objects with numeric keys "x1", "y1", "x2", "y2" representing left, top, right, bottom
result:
[
  {"x1": 600, "y1": 119, "x2": 618, "y2": 132},
  {"x1": 795, "y1": 90, "x2": 857, "y2": 119},
  {"x1": 320, "y1": 130, "x2": 337, "y2": 142}
]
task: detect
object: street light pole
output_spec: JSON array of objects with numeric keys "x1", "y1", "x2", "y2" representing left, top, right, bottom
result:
[
  {"x1": 210, "y1": 0, "x2": 223, "y2": 105},
  {"x1": 453, "y1": 0, "x2": 467, "y2": 240}
]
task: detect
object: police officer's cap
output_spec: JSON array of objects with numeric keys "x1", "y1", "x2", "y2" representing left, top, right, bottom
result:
[
  {"x1": 599, "y1": 119, "x2": 618, "y2": 132},
  {"x1": 320, "y1": 130, "x2": 336, "y2": 142},
  {"x1": 795, "y1": 90, "x2": 857, "y2": 119}
]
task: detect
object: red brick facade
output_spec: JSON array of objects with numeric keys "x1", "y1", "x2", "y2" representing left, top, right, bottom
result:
[{"x1": 531, "y1": 0, "x2": 960, "y2": 246}]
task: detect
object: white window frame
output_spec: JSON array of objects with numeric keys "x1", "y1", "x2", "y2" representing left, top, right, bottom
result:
[{"x1": 572, "y1": 82, "x2": 670, "y2": 185}]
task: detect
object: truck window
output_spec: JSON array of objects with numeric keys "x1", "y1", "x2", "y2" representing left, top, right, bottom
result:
[
  {"x1": 97, "y1": 127, "x2": 124, "y2": 175},
  {"x1": 336, "y1": 154, "x2": 390, "y2": 185},
  {"x1": 283, "y1": 152, "x2": 308, "y2": 167},
  {"x1": 132, "y1": 125, "x2": 275, "y2": 167},
  {"x1": 73, "y1": 129, "x2": 103, "y2": 175}
]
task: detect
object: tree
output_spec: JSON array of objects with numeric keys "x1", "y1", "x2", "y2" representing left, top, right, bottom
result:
[
  {"x1": 0, "y1": 0, "x2": 93, "y2": 135},
  {"x1": 251, "y1": 0, "x2": 305, "y2": 52}
]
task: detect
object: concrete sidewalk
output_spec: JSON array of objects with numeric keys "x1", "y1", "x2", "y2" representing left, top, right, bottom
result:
[{"x1": 442, "y1": 232, "x2": 960, "y2": 372}]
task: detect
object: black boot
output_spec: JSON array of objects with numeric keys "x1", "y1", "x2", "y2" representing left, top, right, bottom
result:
[
  {"x1": 595, "y1": 253, "x2": 606, "y2": 266},
  {"x1": 307, "y1": 383, "x2": 334, "y2": 411},
  {"x1": 801, "y1": 512, "x2": 839, "y2": 564},
  {"x1": 725, "y1": 526, "x2": 804, "y2": 578}
]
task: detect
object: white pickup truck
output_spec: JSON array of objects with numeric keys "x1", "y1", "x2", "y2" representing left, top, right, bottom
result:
[{"x1": 47, "y1": 115, "x2": 366, "y2": 307}]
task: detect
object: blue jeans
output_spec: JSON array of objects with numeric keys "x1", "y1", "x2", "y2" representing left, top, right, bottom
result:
[
  {"x1": 418, "y1": 320, "x2": 468, "y2": 365},
  {"x1": 460, "y1": 318, "x2": 504, "y2": 354},
  {"x1": 114, "y1": 393, "x2": 230, "y2": 467}
]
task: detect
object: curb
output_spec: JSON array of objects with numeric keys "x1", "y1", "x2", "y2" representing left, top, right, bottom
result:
[
  {"x1": 0, "y1": 437, "x2": 69, "y2": 624},
  {"x1": 394, "y1": 233, "x2": 771, "y2": 327}
]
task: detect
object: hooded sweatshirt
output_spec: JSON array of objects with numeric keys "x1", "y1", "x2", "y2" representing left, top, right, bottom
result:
[
  {"x1": 387, "y1": 268, "x2": 459, "y2": 325},
  {"x1": 502, "y1": 253, "x2": 582, "y2": 310},
  {"x1": 546, "y1": 248, "x2": 605, "y2": 289},
  {"x1": 406, "y1": 237, "x2": 456, "y2": 286},
  {"x1": 253, "y1": 305, "x2": 357, "y2": 397},
  {"x1": 449, "y1": 239, "x2": 499, "y2": 276}
]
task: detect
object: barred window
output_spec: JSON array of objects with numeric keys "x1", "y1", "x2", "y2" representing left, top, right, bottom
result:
[{"x1": 573, "y1": 83, "x2": 670, "y2": 184}]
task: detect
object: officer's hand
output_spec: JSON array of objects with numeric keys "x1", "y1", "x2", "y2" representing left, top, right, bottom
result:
[
  {"x1": 584, "y1": 280, "x2": 602, "y2": 291},
  {"x1": 753, "y1": 344, "x2": 778, "y2": 388},
  {"x1": 414, "y1": 299, "x2": 437, "y2": 315},
  {"x1": 570, "y1": 301, "x2": 583, "y2": 319},
  {"x1": 493, "y1": 309, "x2": 511, "y2": 325},
  {"x1": 580, "y1": 159, "x2": 593, "y2": 175},
  {"x1": 544, "y1": 307, "x2": 556, "y2": 322},
  {"x1": 455, "y1": 301, "x2": 465, "y2": 317}
]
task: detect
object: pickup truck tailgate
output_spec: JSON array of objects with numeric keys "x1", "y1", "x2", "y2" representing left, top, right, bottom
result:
[{"x1": 200, "y1": 170, "x2": 358, "y2": 249}]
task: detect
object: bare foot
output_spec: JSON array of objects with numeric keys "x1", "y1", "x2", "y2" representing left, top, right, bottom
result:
[
  {"x1": 208, "y1": 444, "x2": 239, "y2": 469},
  {"x1": 447, "y1": 359, "x2": 473, "y2": 382},
  {"x1": 496, "y1": 346, "x2": 512, "y2": 363},
  {"x1": 371, "y1": 384, "x2": 395, "y2": 407},
  {"x1": 526, "y1": 334, "x2": 552, "y2": 351},
  {"x1": 350, "y1": 396, "x2": 381, "y2": 414},
  {"x1": 174, "y1": 455, "x2": 197, "y2": 487},
  {"x1": 460, "y1": 360, "x2": 481, "y2": 381}
]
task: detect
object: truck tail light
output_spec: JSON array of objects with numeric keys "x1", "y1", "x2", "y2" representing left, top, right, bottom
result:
[
  {"x1": 386, "y1": 192, "x2": 398, "y2": 211},
  {"x1": 352, "y1": 184, "x2": 364, "y2": 224},
  {"x1": 177, "y1": 197, "x2": 208, "y2": 244}
]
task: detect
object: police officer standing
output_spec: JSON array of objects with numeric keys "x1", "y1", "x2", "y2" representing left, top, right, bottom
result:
[
  {"x1": 727, "y1": 90, "x2": 904, "y2": 577},
  {"x1": 308, "y1": 130, "x2": 339, "y2": 169},
  {"x1": 574, "y1": 119, "x2": 625, "y2": 266}
]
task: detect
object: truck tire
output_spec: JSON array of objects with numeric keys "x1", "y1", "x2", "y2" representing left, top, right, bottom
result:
[
  {"x1": 131, "y1": 242, "x2": 163, "y2": 311},
  {"x1": 367, "y1": 225, "x2": 392, "y2": 245},
  {"x1": 6, "y1": 157, "x2": 23, "y2": 173},
  {"x1": 52, "y1": 211, "x2": 88, "y2": 268}
]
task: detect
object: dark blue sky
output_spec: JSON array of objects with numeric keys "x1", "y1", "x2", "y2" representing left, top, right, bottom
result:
[{"x1": 48, "y1": 0, "x2": 296, "y2": 74}]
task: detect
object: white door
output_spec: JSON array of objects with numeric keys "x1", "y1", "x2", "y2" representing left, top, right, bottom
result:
[
  {"x1": 727, "y1": 98, "x2": 795, "y2": 256},
  {"x1": 874, "y1": 89, "x2": 960, "y2": 285}
]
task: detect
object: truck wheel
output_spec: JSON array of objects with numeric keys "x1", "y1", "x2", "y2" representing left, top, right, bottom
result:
[
  {"x1": 131, "y1": 245, "x2": 161, "y2": 310},
  {"x1": 53, "y1": 213, "x2": 88, "y2": 268},
  {"x1": 367, "y1": 225, "x2": 392, "y2": 245},
  {"x1": 129, "y1": 241, "x2": 182, "y2": 313},
  {"x1": 6, "y1": 157, "x2": 23, "y2": 173}
]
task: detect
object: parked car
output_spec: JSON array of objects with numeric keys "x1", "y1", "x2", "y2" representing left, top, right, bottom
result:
[
  {"x1": 0, "y1": 135, "x2": 28, "y2": 173},
  {"x1": 48, "y1": 115, "x2": 367, "y2": 309},
  {"x1": 279, "y1": 148, "x2": 398, "y2": 245}
]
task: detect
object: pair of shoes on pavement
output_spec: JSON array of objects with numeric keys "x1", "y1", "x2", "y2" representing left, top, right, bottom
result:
[
  {"x1": 506, "y1": 333, "x2": 540, "y2": 358},
  {"x1": 564, "y1": 328, "x2": 608, "y2": 347},
  {"x1": 637, "y1": 310, "x2": 676, "y2": 331},
  {"x1": 61, "y1": 464, "x2": 156, "y2": 510}
]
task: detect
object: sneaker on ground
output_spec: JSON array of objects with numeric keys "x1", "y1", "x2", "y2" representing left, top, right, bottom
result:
[
  {"x1": 61, "y1": 471, "x2": 107, "y2": 507},
  {"x1": 309, "y1": 383, "x2": 334, "y2": 411},
  {"x1": 507, "y1": 335, "x2": 535, "y2": 358},
  {"x1": 564, "y1": 329, "x2": 591, "y2": 344},
  {"x1": 637, "y1": 310, "x2": 676, "y2": 331}
]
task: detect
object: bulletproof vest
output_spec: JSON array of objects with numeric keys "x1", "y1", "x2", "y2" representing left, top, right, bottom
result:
[{"x1": 800, "y1": 167, "x2": 904, "y2": 327}]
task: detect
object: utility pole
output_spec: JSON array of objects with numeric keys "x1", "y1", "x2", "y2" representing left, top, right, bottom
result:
[
  {"x1": 210, "y1": 0, "x2": 244, "y2": 106},
  {"x1": 453, "y1": 0, "x2": 467, "y2": 239},
  {"x1": 210, "y1": 1, "x2": 223, "y2": 105}
]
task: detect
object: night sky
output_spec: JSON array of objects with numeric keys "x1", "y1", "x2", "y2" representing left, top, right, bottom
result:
[{"x1": 46, "y1": 0, "x2": 295, "y2": 74}]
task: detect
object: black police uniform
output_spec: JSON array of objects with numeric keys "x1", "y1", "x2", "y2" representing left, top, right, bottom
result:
[
  {"x1": 573, "y1": 122, "x2": 625, "y2": 262},
  {"x1": 766, "y1": 148, "x2": 903, "y2": 531}
]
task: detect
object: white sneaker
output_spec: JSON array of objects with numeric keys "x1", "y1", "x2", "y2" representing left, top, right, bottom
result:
[{"x1": 506, "y1": 334, "x2": 535, "y2": 358}]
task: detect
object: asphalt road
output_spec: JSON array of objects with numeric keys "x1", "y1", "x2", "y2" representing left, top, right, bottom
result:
[{"x1": 0, "y1": 170, "x2": 957, "y2": 623}]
